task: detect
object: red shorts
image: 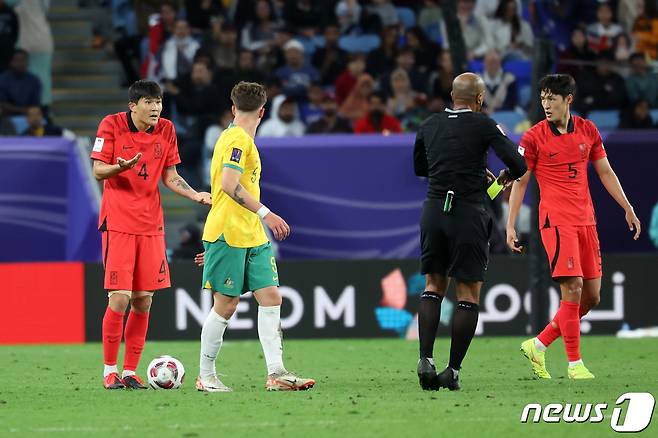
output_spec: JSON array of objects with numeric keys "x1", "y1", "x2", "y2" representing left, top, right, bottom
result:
[
  {"x1": 102, "y1": 230, "x2": 170, "y2": 291},
  {"x1": 540, "y1": 225, "x2": 602, "y2": 280}
]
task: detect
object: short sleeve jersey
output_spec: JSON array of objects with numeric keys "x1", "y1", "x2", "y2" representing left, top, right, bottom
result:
[
  {"x1": 90, "y1": 112, "x2": 181, "y2": 235},
  {"x1": 202, "y1": 123, "x2": 268, "y2": 248},
  {"x1": 519, "y1": 116, "x2": 607, "y2": 227}
]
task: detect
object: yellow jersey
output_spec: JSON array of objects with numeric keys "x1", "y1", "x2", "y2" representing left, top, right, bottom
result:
[{"x1": 202, "y1": 123, "x2": 268, "y2": 248}]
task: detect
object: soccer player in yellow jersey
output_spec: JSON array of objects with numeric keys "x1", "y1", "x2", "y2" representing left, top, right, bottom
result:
[{"x1": 195, "y1": 81, "x2": 315, "y2": 392}]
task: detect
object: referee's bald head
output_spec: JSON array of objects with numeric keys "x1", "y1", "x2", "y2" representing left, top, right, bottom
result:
[{"x1": 451, "y1": 72, "x2": 486, "y2": 110}]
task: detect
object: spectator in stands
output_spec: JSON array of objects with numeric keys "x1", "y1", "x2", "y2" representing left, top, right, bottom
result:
[
  {"x1": 229, "y1": 49, "x2": 266, "y2": 87},
  {"x1": 336, "y1": 54, "x2": 366, "y2": 105},
  {"x1": 142, "y1": 2, "x2": 178, "y2": 80},
  {"x1": 482, "y1": 50, "x2": 518, "y2": 112},
  {"x1": 404, "y1": 27, "x2": 441, "y2": 75},
  {"x1": 258, "y1": 95, "x2": 306, "y2": 137},
  {"x1": 587, "y1": 2, "x2": 623, "y2": 53},
  {"x1": 442, "y1": 0, "x2": 491, "y2": 60},
  {"x1": 307, "y1": 94, "x2": 353, "y2": 134},
  {"x1": 171, "y1": 223, "x2": 205, "y2": 261},
  {"x1": 418, "y1": 0, "x2": 443, "y2": 43},
  {"x1": 354, "y1": 92, "x2": 402, "y2": 134},
  {"x1": 335, "y1": 0, "x2": 362, "y2": 33},
  {"x1": 366, "y1": 24, "x2": 400, "y2": 78},
  {"x1": 626, "y1": 52, "x2": 658, "y2": 106},
  {"x1": 367, "y1": 0, "x2": 399, "y2": 27},
  {"x1": 428, "y1": 50, "x2": 454, "y2": 105},
  {"x1": 631, "y1": 1, "x2": 658, "y2": 59},
  {"x1": 274, "y1": 39, "x2": 319, "y2": 99},
  {"x1": 0, "y1": 0, "x2": 18, "y2": 72},
  {"x1": 380, "y1": 47, "x2": 427, "y2": 96},
  {"x1": 284, "y1": 0, "x2": 332, "y2": 28},
  {"x1": 476, "y1": 0, "x2": 522, "y2": 18},
  {"x1": 339, "y1": 73, "x2": 375, "y2": 120},
  {"x1": 576, "y1": 51, "x2": 627, "y2": 113},
  {"x1": 614, "y1": 33, "x2": 633, "y2": 63},
  {"x1": 558, "y1": 27, "x2": 596, "y2": 79},
  {"x1": 14, "y1": 0, "x2": 53, "y2": 108},
  {"x1": 203, "y1": 19, "x2": 238, "y2": 71},
  {"x1": 489, "y1": 0, "x2": 534, "y2": 60},
  {"x1": 386, "y1": 68, "x2": 417, "y2": 120},
  {"x1": 299, "y1": 83, "x2": 325, "y2": 124},
  {"x1": 184, "y1": 0, "x2": 224, "y2": 34},
  {"x1": 241, "y1": 0, "x2": 282, "y2": 52},
  {"x1": 0, "y1": 49, "x2": 41, "y2": 116},
  {"x1": 618, "y1": 99, "x2": 656, "y2": 129},
  {"x1": 312, "y1": 23, "x2": 347, "y2": 87},
  {"x1": 160, "y1": 19, "x2": 200, "y2": 82},
  {"x1": 169, "y1": 62, "x2": 224, "y2": 119},
  {"x1": 20, "y1": 105, "x2": 62, "y2": 137},
  {"x1": 618, "y1": 0, "x2": 643, "y2": 33}
]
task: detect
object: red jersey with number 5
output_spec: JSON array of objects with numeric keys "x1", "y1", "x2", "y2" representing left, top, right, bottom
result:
[
  {"x1": 90, "y1": 111, "x2": 181, "y2": 235},
  {"x1": 518, "y1": 116, "x2": 607, "y2": 227}
]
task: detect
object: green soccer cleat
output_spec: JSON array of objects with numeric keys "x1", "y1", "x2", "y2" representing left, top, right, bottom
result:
[
  {"x1": 568, "y1": 363, "x2": 595, "y2": 379},
  {"x1": 520, "y1": 338, "x2": 551, "y2": 379}
]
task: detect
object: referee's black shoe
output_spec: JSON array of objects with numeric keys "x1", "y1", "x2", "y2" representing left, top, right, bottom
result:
[
  {"x1": 417, "y1": 358, "x2": 439, "y2": 391},
  {"x1": 437, "y1": 367, "x2": 461, "y2": 391}
]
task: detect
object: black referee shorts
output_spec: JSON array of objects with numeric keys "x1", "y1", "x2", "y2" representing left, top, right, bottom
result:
[{"x1": 419, "y1": 198, "x2": 493, "y2": 282}]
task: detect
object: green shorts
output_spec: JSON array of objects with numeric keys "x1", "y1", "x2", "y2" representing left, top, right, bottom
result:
[{"x1": 202, "y1": 235, "x2": 279, "y2": 296}]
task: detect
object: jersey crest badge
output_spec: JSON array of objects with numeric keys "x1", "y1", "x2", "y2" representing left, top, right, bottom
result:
[
  {"x1": 230, "y1": 148, "x2": 242, "y2": 163},
  {"x1": 154, "y1": 143, "x2": 162, "y2": 159},
  {"x1": 579, "y1": 143, "x2": 587, "y2": 159}
]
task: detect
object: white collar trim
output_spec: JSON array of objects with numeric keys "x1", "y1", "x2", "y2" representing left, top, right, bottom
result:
[{"x1": 445, "y1": 108, "x2": 472, "y2": 113}]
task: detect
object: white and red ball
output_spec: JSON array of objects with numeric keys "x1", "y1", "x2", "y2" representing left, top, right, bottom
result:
[{"x1": 146, "y1": 355, "x2": 185, "y2": 389}]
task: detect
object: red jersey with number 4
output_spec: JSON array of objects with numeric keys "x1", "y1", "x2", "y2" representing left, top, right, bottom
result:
[
  {"x1": 90, "y1": 111, "x2": 181, "y2": 235},
  {"x1": 518, "y1": 116, "x2": 607, "y2": 227}
]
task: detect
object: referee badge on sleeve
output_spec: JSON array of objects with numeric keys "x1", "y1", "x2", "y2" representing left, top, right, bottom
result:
[
  {"x1": 518, "y1": 145, "x2": 525, "y2": 156},
  {"x1": 230, "y1": 147, "x2": 243, "y2": 163}
]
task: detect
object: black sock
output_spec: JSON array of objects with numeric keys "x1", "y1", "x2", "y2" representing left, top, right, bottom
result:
[
  {"x1": 418, "y1": 291, "x2": 443, "y2": 358},
  {"x1": 448, "y1": 301, "x2": 479, "y2": 370}
]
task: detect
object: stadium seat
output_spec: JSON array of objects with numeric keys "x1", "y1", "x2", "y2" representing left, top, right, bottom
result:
[
  {"x1": 650, "y1": 109, "x2": 658, "y2": 124},
  {"x1": 422, "y1": 23, "x2": 443, "y2": 45},
  {"x1": 9, "y1": 116, "x2": 28, "y2": 135},
  {"x1": 395, "y1": 7, "x2": 416, "y2": 28},
  {"x1": 587, "y1": 110, "x2": 620, "y2": 131},
  {"x1": 338, "y1": 34, "x2": 381, "y2": 53},
  {"x1": 491, "y1": 110, "x2": 526, "y2": 133},
  {"x1": 503, "y1": 60, "x2": 532, "y2": 84}
]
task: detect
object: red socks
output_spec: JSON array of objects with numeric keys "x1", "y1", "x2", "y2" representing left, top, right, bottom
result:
[
  {"x1": 556, "y1": 301, "x2": 581, "y2": 362},
  {"x1": 123, "y1": 311, "x2": 150, "y2": 372},
  {"x1": 537, "y1": 317, "x2": 561, "y2": 348},
  {"x1": 102, "y1": 307, "x2": 125, "y2": 366}
]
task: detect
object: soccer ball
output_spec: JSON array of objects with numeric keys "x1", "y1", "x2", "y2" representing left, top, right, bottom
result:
[{"x1": 146, "y1": 355, "x2": 185, "y2": 389}]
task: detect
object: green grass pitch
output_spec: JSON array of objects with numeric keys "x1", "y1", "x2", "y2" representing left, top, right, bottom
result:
[{"x1": 1, "y1": 337, "x2": 656, "y2": 437}]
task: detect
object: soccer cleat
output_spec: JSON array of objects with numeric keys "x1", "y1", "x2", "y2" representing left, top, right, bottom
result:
[
  {"x1": 195, "y1": 375, "x2": 233, "y2": 392},
  {"x1": 437, "y1": 367, "x2": 461, "y2": 391},
  {"x1": 122, "y1": 374, "x2": 148, "y2": 389},
  {"x1": 417, "y1": 358, "x2": 439, "y2": 391},
  {"x1": 520, "y1": 338, "x2": 552, "y2": 379},
  {"x1": 568, "y1": 363, "x2": 595, "y2": 379},
  {"x1": 266, "y1": 371, "x2": 315, "y2": 391},
  {"x1": 103, "y1": 372, "x2": 125, "y2": 390}
]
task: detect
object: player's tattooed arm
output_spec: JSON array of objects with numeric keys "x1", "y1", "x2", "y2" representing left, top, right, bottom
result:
[
  {"x1": 163, "y1": 165, "x2": 211, "y2": 205},
  {"x1": 232, "y1": 184, "x2": 246, "y2": 205},
  {"x1": 222, "y1": 166, "x2": 261, "y2": 213}
]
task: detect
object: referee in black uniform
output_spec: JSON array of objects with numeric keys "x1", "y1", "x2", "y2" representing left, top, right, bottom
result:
[{"x1": 413, "y1": 72, "x2": 527, "y2": 391}]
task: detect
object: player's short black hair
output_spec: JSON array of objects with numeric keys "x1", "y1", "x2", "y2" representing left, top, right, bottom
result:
[
  {"x1": 538, "y1": 74, "x2": 576, "y2": 99},
  {"x1": 128, "y1": 80, "x2": 162, "y2": 103}
]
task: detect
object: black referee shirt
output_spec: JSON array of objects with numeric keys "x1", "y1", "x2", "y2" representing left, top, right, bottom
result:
[{"x1": 413, "y1": 108, "x2": 527, "y2": 203}]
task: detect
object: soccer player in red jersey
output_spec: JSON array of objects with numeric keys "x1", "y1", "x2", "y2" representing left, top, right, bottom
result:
[
  {"x1": 91, "y1": 80, "x2": 211, "y2": 389},
  {"x1": 506, "y1": 74, "x2": 641, "y2": 380}
]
